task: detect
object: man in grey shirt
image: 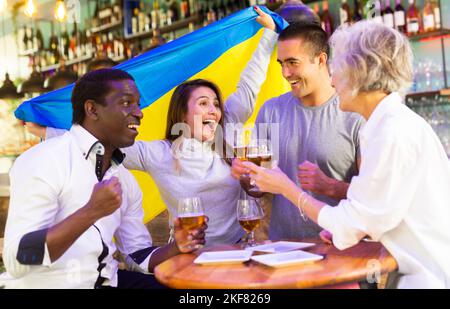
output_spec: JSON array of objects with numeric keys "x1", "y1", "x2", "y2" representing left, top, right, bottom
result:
[{"x1": 232, "y1": 24, "x2": 364, "y2": 240}]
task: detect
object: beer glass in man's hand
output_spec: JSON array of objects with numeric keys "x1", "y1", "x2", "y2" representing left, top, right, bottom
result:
[
  {"x1": 238, "y1": 139, "x2": 273, "y2": 198},
  {"x1": 178, "y1": 197, "x2": 206, "y2": 231},
  {"x1": 236, "y1": 198, "x2": 264, "y2": 247}
]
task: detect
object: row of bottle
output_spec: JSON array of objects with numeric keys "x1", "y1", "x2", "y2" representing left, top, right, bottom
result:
[
  {"x1": 19, "y1": 0, "x2": 263, "y2": 71},
  {"x1": 366, "y1": 0, "x2": 441, "y2": 35},
  {"x1": 313, "y1": 0, "x2": 442, "y2": 37},
  {"x1": 20, "y1": 26, "x2": 131, "y2": 69},
  {"x1": 126, "y1": 0, "x2": 251, "y2": 35},
  {"x1": 20, "y1": 27, "x2": 44, "y2": 52},
  {"x1": 92, "y1": 0, "x2": 123, "y2": 28},
  {"x1": 200, "y1": 0, "x2": 253, "y2": 26},
  {"x1": 129, "y1": 0, "x2": 195, "y2": 35}
]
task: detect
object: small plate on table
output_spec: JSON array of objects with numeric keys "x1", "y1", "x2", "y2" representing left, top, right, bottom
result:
[
  {"x1": 245, "y1": 241, "x2": 315, "y2": 253},
  {"x1": 251, "y1": 250, "x2": 324, "y2": 268},
  {"x1": 194, "y1": 250, "x2": 253, "y2": 265}
]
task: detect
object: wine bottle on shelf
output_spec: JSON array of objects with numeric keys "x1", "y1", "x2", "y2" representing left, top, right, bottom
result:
[
  {"x1": 340, "y1": 0, "x2": 351, "y2": 25},
  {"x1": 313, "y1": 3, "x2": 320, "y2": 20},
  {"x1": 320, "y1": 1, "x2": 333, "y2": 35},
  {"x1": 76, "y1": 30, "x2": 83, "y2": 59},
  {"x1": 78, "y1": 30, "x2": 86, "y2": 57},
  {"x1": 218, "y1": 0, "x2": 226, "y2": 20},
  {"x1": 225, "y1": 0, "x2": 233, "y2": 16},
  {"x1": 151, "y1": 0, "x2": 160, "y2": 30},
  {"x1": 394, "y1": 0, "x2": 407, "y2": 33},
  {"x1": 144, "y1": 12, "x2": 150, "y2": 31},
  {"x1": 231, "y1": 0, "x2": 239, "y2": 13},
  {"x1": 112, "y1": 0, "x2": 122, "y2": 23},
  {"x1": 382, "y1": 0, "x2": 395, "y2": 28},
  {"x1": 69, "y1": 28, "x2": 77, "y2": 60},
  {"x1": 168, "y1": 0, "x2": 179, "y2": 23},
  {"x1": 180, "y1": 0, "x2": 190, "y2": 19},
  {"x1": 48, "y1": 26, "x2": 59, "y2": 63},
  {"x1": 207, "y1": 2, "x2": 217, "y2": 24},
  {"x1": 98, "y1": 1, "x2": 112, "y2": 25},
  {"x1": 423, "y1": 0, "x2": 435, "y2": 32},
  {"x1": 26, "y1": 27, "x2": 34, "y2": 50},
  {"x1": 189, "y1": 0, "x2": 196, "y2": 16},
  {"x1": 138, "y1": 1, "x2": 147, "y2": 33},
  {"x1": 85, "y1": 30, "x2": 93, "y2": 57},
  {"x1": 112, "y1": 34, "x2": 119, "y2": 59},
  {"x1": 92, "y1": 1, "x2": 100, "y2": 28},
  {"x1": 118, "y1": 36, "x2": 125, "y2": 60},
  {"x1": 212, "y1": 1, "x2": 219, "y2": 21},
  {"x1": 158, "y1": 1, "x2": 167, "y2": 28},
  {"x1": 94, "y1": 33, "x2": 103, "y2": 57},
  {"x1": 20, "y1": 27, "x2": 27, "y2": 52},
  {"x1": 125, "y1": 40, "x2": 132, "y2": 59},
  {"x1": 406, "y1": 0, "x2": 421, "y2": 36},
  {"x1": 200, "y1": 2, "x2": 208, "y2": 26},
  {"x1": 431, "y1": 0, "x2": 441, "y2": 30},
  {"x1": 36, "y1": 27, "x2": 44, "y2": 50},
  {"x1": 132, "y1": 6, "x2": 139, "y2": 34},
  {"x1": 353, "y1": 0, "x2": 363, "y2": 22},
  {"x1": 61, "y1": 29, "x2": 70, "y2": 59},
  {"x1": 100, "y1": 34, "x2": 107, "y2": 57}
]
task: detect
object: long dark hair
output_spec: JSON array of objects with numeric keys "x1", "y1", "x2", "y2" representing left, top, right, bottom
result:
[{"x1": 165, "y1": 79, "x2": 231, "y2": 160}]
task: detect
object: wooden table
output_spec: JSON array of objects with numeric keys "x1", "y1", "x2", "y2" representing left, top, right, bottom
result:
[{"x1": 154, "y1": 239, "x2": 398, "y2": 289}]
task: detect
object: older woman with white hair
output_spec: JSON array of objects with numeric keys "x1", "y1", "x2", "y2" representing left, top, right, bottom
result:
[{"x1": 243, "y1": 21, "x2": 450, "y2": 288}]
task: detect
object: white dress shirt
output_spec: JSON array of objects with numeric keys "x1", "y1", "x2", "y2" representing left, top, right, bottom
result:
[
  {"x1": 318, "y1": 92, "x2": 450, "y2": 288},
  {"x1": 2, "y1": 125, "x2": 154, "y2": 288}
]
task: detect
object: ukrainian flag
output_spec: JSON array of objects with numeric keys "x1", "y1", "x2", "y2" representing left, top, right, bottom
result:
[{"x1": 15, "y1": 7, "x2": 290, "y2": 222}]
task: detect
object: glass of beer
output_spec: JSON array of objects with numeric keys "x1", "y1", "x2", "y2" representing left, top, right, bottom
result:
[
  {"x1": 178, "y1": 197, "x2": 206, "y2": 231},
  {"x1": 239, "y1": 139, "x2": 273, "y2": 198},
  {"x1": 258, "y1": 139, "x2": 273, "y2": 168},
  {"x1": 233, "y1": 128, "x2": 251, "y2": 160},
  {"x1": 236, "y1": 198, "x2": 264, "y2": 247}
]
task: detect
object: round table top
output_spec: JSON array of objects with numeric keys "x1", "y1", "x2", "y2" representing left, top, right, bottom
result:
[{"x1": 154, "y1": 238, "x2": 398, "y2": 289}]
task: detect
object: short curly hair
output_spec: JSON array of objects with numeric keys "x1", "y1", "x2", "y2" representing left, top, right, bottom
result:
[
  {"x1": 330, "y1": 20, "x2": 413, "y2": 97},
  {"x1": 71, "y1": 69, "x2": 135, "y2": 125}
]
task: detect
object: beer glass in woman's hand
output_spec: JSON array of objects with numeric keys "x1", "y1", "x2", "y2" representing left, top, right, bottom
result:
[
  {"x1": 178, "y1": 197, "x2": 206, "y2": 231},
  {"x1": 238, "y1": 139, "x2": 273, "y2": 198}
]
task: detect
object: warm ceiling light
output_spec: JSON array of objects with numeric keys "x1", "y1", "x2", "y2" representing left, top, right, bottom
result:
[
  {"x1": 24, "y1": 0, "x2": 36, "y2": 17},
  {"x1": 0, "y1": 0, "x2": 7, "y2": 14},
  {"x1": 54, "y1": 0, "x2": 66, "y2": 22}
]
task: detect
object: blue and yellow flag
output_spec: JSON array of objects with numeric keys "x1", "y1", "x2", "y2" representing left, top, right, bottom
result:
[{"x1": 15, "y1": 7, "x2": 290, "y2": 222}]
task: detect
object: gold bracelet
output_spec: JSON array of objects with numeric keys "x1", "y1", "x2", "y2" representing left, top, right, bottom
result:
[{"x1": 296, "y1": 190, "x2": 308, "y2": 222}]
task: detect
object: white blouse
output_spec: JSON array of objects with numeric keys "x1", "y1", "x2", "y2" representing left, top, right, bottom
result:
[{"x1": 318, "y1": 92, "x2": 450, "y2": 288}]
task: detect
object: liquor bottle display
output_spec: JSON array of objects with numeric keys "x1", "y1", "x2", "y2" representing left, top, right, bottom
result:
[
  {"x1": 321, "y1": 1, "x2": 334, "y2": 35},
  {"x1": 14, "y1": 0, "x2": 447, "y2": 94},
  {"x1": 406, "y1": 0, "x2": 421, "y2": 35},
  {"x1": 431, "y1": 0, "x2": 441, "y2": 30},
  {"x1": 382, "y1": 0, "x2": 395, "y2": 28},
  {"x1": 423, "y1": 0, "x2": 435, "y2": 32},
  {"x1": 353, "y1": 0, "x2": 363, "y2": 22},
  {"x1": 309, "y1": 0, "x2": 445, "y2": 38},
  {"x1": 394, "y1": 0, "x2": 407, "y2": 33},
  {"x1": 340, "y1": 0, "x2": 351, "y2": 25}
]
